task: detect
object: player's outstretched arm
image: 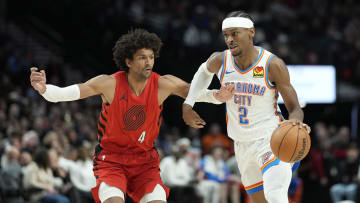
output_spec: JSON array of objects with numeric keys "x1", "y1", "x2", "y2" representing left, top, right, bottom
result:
[
  {"x1": 268, "y1": 57, "x2": 310, "y2": 133},
  {"x1": 158, "y1": 72, "x2": 233, "y2": 129},
  {"x1": 183, "y1": 52, "x2": 223, "y2": 107},
  {"x1": 30, "y1": 67, "x2": 114, "y2": 103},
  {"x1": 158, "y1": 74, "x2": 233, "y2": 104},
  {"x1": 182, "y1": 52, "x2": 223, "y2": 128}
]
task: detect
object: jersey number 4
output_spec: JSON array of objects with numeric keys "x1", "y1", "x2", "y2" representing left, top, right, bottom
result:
[
  {"x1": 238, "y1": 106, "x2": 249, "y2": 125},
  {"x1": 138, "y1": 131, "x2": 146, "y2": 143}
]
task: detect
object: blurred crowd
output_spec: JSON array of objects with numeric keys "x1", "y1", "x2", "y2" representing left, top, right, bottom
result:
[
  {"x1": 301, "y1": 122, "x2": 360, "y2": 203},
  {"x1": 7, "y1": 0, "x2": 360, "y2": 85},
  {"x1": 1, "y1": 0, "x2": 360, "y2": 202},
  {"x1": 0, "y1": 28, "x2": 100, "y2": 203},
  {"x1": 100, "y1": 0, "x2": 360, "y2": 85}
]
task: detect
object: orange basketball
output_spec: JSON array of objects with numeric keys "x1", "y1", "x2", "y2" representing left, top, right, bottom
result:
[{"x1": 270, "y1": 122, "x2": 311, "y2": 163}]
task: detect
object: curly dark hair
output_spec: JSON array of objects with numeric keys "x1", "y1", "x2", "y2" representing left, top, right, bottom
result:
[{"x1": 112, "y1": 28, "x2": 163, "y2": 72}]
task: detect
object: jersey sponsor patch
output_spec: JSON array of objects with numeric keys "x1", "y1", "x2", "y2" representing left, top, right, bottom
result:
[
  {"x1": 261, "y1": 151, "x2": 273, "y2": 165},
  {"x1": 253, "y1": 66, "x2": 264, "y2": 78}
]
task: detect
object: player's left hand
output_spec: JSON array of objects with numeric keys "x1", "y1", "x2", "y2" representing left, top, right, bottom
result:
[
  {"x1": 279, "y1": 119, "x2": 311, "y2": 134},
  {"x1": 214, "y1": 84, "x2": 235, "y2": 102},
  {"x1": 182, "y1": 103, "x2": 206, "y2": 128}
]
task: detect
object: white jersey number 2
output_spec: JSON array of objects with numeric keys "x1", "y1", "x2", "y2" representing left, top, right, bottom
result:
[{"x1": 138, "y1": 131, "x2": 146, "y2": 143}]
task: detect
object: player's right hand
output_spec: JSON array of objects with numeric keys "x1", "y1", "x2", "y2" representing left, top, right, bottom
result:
[
  {"x1": 214, "y1": 84, "x2": 235, "y2": 102},
  {"x1": 279, "y1": 119, "x2": 311, "y2": 134},
  {"x1": 30, "y1": 67, "x2": 46, "y2": 94},
  {"x1": 182, "y1": 103, "x2": 206, "y2": 128}
]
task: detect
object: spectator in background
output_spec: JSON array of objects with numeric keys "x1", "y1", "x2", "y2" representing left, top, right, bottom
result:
[
  {"x1": 19, "y1": 151, "x2": 33, "y2": 168},
  {"x1": 202, "y1": 123, "x2": 232, "y2": 154},
  {"x1": 226, "y1": 155, "x2": 243, "y2": 203},
  {"x1": 183, "y1": 127, "x2": 202, "y2": 171},
  {"x1": 186, "y1": 127, "x2": 202, "y2": 150},
  {"x1": 23, "y1": 147, "x2": 69, "y2": 203},
  {"x1": 307, "y1": 122, "x2": 334, "y2": 202},
  {"x1": 160, "y1": 138, "x2": 194, "y2": 187},
  {"x1": 43, "y1": 131, "x2": 65, "y2": 154},
  {"x1": 1, "y1": 145, "x2": 22, "y2": 179},
  {"x1": 58, "y1": 146, "x2": 96, "y2": 203},
  {"x1": 0, "y1": 146, "x2": 23, "y2": 203},
  {"x1": 160, "y1": 138, "x2": 199, "y2": 203},
  {"x1": 197, "y1": 146, "x2": 230, "y2": 203},
  {"x1": 331, "y1": 126, "x2": 351, "y2": 159},
  {"x1": 22, "y1": 130, "x2": 40, "y2": 154},
  {"x1": 330, "y1": 143, "x2": 359, "y2": 203}
]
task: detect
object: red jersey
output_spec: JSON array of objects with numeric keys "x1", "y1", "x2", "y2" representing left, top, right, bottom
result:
[
  {"x1": 95, "y1": 71, "x2": 163, "y2": 158},
  {"x1": 91, "y1": 71, "x2": 170, "y2": 203}
]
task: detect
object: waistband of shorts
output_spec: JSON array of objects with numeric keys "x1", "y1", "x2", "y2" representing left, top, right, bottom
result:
[
  {"x1": 94, "y1": 148, "x2": 159, "y2": 165},
  {"x1": 232, "y1": 134, "x2": 272, "y2": 143},
  {"x1": 229, "y1": 126, "x2": 277, "y2": 142}
]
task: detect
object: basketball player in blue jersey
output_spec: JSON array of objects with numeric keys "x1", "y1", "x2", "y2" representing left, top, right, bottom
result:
[{"x1": 182, "y1": 11, "x2": 311, "y2": 203}]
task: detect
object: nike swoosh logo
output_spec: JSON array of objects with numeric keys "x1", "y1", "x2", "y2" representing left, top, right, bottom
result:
[{"x1": 225, "y1": 70, "x2": 235, "y2": 74}]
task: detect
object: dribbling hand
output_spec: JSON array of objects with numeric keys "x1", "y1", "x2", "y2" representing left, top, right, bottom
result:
[
  {"x1": 182, "y1": 103, "x2": 206, "y2": 128},
  {"x1": 30, "y1": 67, "x2": 47, "y2": 94},
  {"x1": 214, "y1": 84, "x2": 235, "y2": 102},
  {"x1": 278, "y1": 119, "x2": 311, "y2": 134}
]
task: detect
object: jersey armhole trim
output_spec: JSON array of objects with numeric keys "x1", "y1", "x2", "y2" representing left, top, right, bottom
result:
[
  {"x1": 265, "y1": 54, "x2": 276, "y2": 89},
  {"x1": 109, "y1": 72, "x2": 122, "y2": 107}
]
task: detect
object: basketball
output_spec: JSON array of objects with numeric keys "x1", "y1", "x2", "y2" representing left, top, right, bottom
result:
[{"x1": 270, "y1": 122, "x2": 311, "y2": 163}]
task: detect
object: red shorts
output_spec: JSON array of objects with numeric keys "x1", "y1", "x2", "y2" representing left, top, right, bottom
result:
[{"x1": 91, "y1": 148, "x2": 169, "y2": 203}]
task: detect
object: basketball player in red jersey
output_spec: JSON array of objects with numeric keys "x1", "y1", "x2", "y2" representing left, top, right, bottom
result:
[{"x1": 30, "y1": 29, "x2": 234, "y2": 203}]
